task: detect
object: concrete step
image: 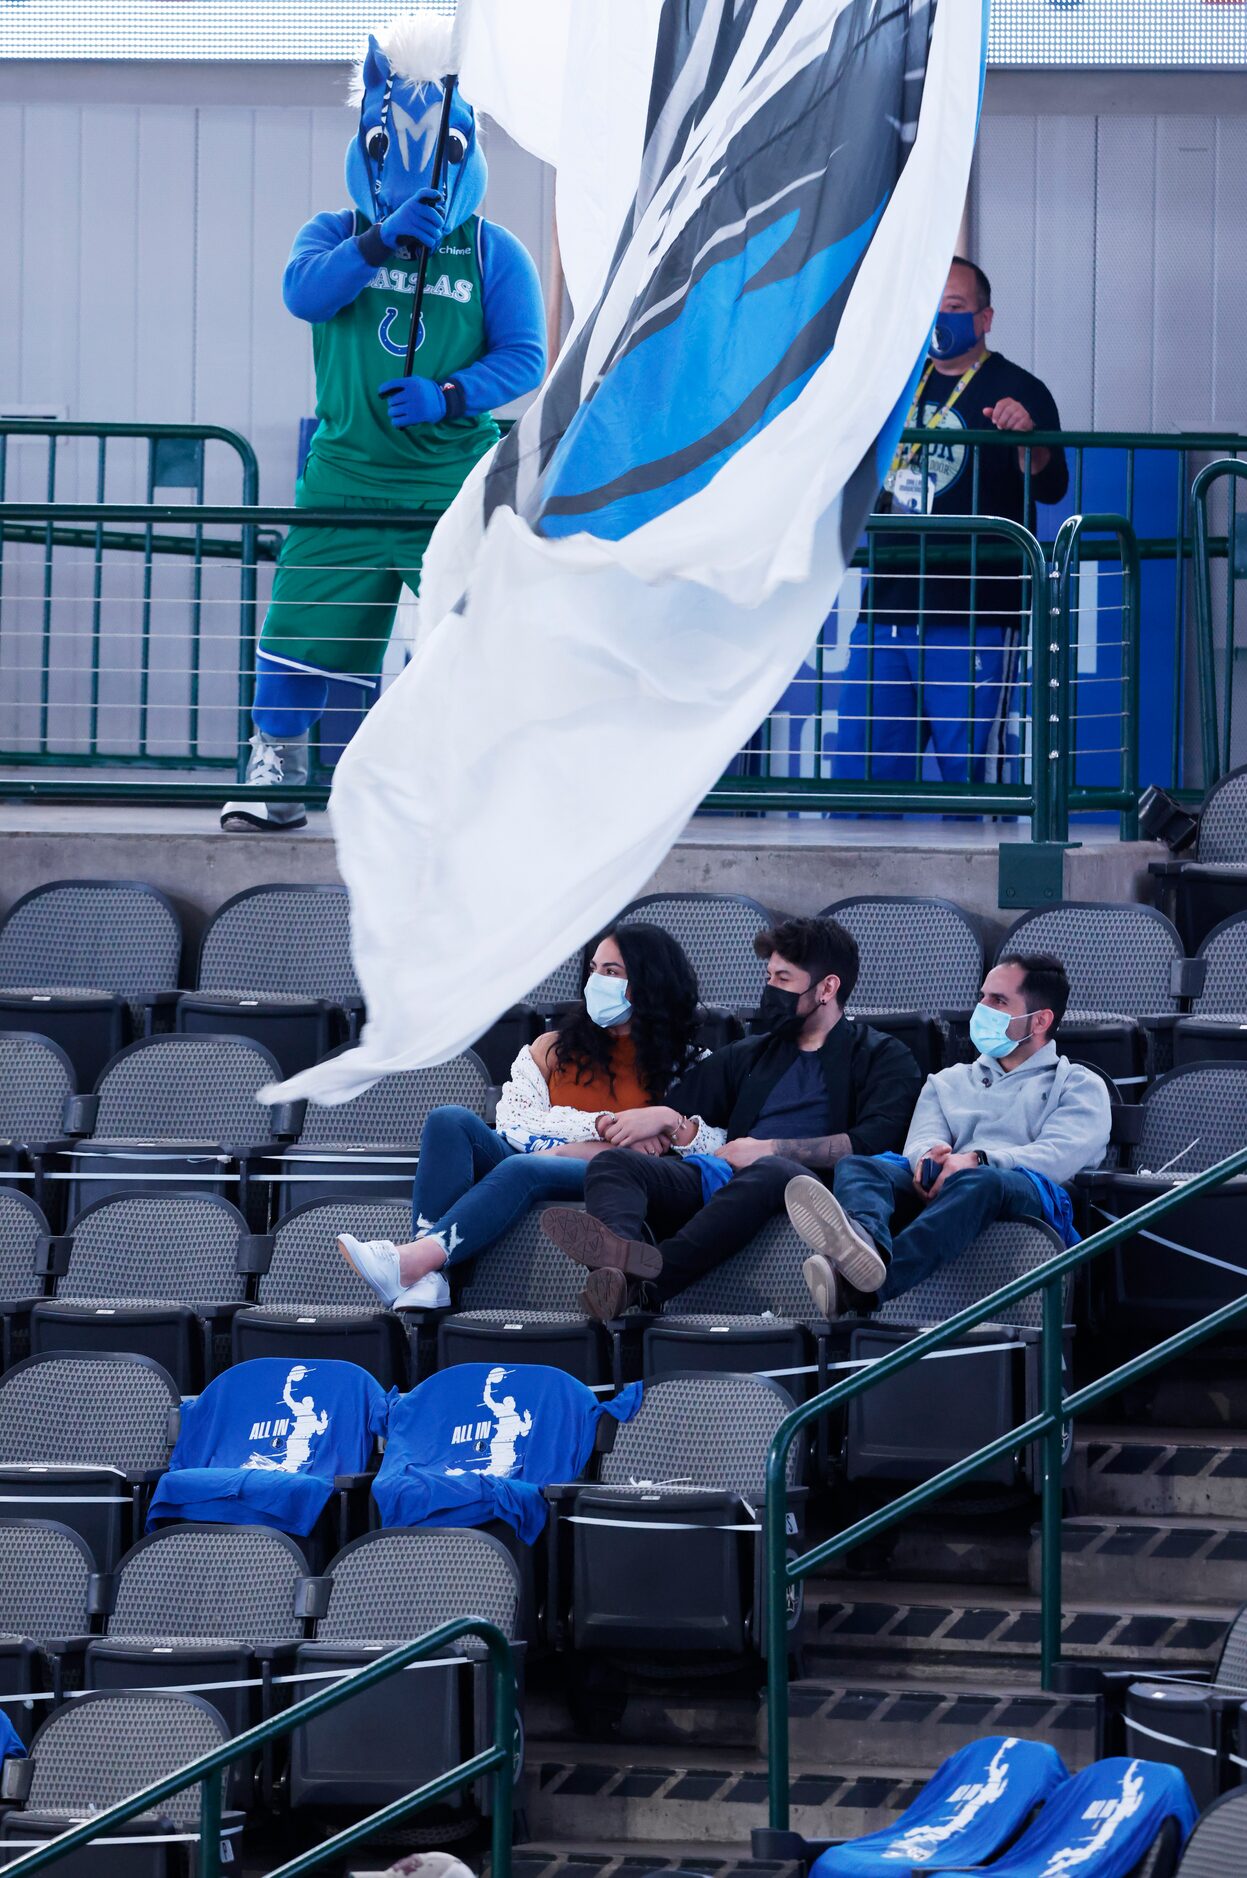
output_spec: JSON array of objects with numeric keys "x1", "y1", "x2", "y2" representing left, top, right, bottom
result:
[
  {"x1": 523, "y1": 1745, "x2": 924, "y2": 1847},
  {"x1": 1095, "y1": 1371, "x2": 1247, "y2": 1431},
  {"x1": 1030, "y1": 1515, "x2": 1247, "y2": 1607},
  {"x1": 1076, "y1": 1429, "x2": 1247, "y2": 1521},
  {"x1": 527, "y1": 1686, "x2": 761, "y2": 1753},
  {"x1": 808, "y1": 1579, "x2": 1232, "y2": 1673},
  {"x1": 769, "y1": 1676, "x2": 1102, "y2": 1772},
  {"x1": 511, "y1": 1852, "x2": 802, "y2": 1878},
  {"x1": 835, "y1": 1515, "x2": 1030, "y2": 1589}
]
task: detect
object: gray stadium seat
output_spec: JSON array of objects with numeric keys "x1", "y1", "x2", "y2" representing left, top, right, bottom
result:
[
  {"x1": 999, "y1": 902, "x2": 1196, "y2": 1079},
  {"x1": 1175, "y1": 1790, "x2": 1247, "y2": 1875},
  {"x1": 1082, "y1": 1062, "x2": 1247, "y2": 1348},
  {"x1": 821, "y1": 894, "x2": 985, "y2": 1074},
  {"x1": 176, "y1": 884, "x2": 362, "y2": 1077},
  {"x1": 0, "y1": 881, "x2": 183, "y2": 1091},
  {"x1": 0, "y1": 1520, "x2": 95, "y2": 1744},
  {"x1": 0, "y1": 1190, "x2": 49, "y2": 1370},
  {"x1": 232, "y1": 1198, "x2": 416, "y2": 1387},
  {"x1": 436, "y1": 1202, "x2": 610, "y2": 1387},
  {"x1": 87, "y1": 1524, "x2": 308, "y2": 1805},
  {"x1": 264, "y1": 1048, "x2": 491, "y2": 1215},
  {"x1": 1124, "y1": 1605, "x2": 1247, "y2": 1810},
  {"x1": 288, "y1": 1527, "x2": 521, "y2": 1820},
  {"x1": 644, "y1": 1216, "x2": 818, "y2": 1397},
  {"x1": 1174, "y1": 913, "x2": 1247, "y2": 1066},
  {"x1": 53, "y1": 1034, "x2": 296, "y2": 1226},
  {"x1": 0, "y1": 1352, "x2": 179, "y2": 1570},
  {"x1": 0, "y1": 1689, "x2": 240, "y2": 1876},
  {"x1": 841, "y1": 1218, "x2": 1070, "y2": 1491},
  {"x1": 619, "y1": 891, "x2": 773, "y2": 1013},
  {"x1": 519, "y1": 945, "x2": 587, "y2": 1019},
  {"x1": 553, "y1": 1371, "x2": 804, "y2": 1660},
  {"x1": 31, "y1": 1192, "x2": 258, "y2": 1392},
  {"x1": 1151, "y1": 762, "x2": 1247, "y2": 953},
  {"x1": 0, "y1": 1033, "x2": 75, "y2": 1222}
]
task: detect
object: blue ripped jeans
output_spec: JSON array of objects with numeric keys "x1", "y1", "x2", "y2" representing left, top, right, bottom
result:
[{"x1": 410, "y1": 1106, "x2": 587, "y2": 1268}]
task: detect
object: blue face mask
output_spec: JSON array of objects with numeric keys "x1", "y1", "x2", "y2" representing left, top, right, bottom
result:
[
  {"x1": 929, "y1": 309, "x2": 981, "y2": 362},
  {"x1": 970, "y1": 1002, "x2": 1032, "y2": 1061},
  {"x1": 585, "y1": 972, "x2": 632, "y2": 1030}
]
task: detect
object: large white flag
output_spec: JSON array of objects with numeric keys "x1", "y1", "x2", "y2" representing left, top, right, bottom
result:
[{"x1": 267, "y1": 0, "x2": 988, "y2": 1106}]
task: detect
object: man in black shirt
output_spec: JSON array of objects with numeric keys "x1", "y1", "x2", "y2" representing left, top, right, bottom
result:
[
  {"x1": 540, "y1": 916, "x2": 921, "y2": 1320},
  {"x1": 833, "y1": 256, "x2": 1069, "y2": 786}
]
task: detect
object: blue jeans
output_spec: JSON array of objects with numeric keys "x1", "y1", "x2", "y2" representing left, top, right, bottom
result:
[
  {"x1": 831, "y1": 621, "x2": 1009, "y2": 785},
  {"x1": 410, "y1": 1106, "x2": 587, "y2": 1268},
  {"x1": 832, "y1": 1154, "x2": 1042, "y2": 1304}
]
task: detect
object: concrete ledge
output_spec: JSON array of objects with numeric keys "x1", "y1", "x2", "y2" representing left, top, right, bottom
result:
[{"x1": 0, "y1": 802, "x2": 1166, "y2": 955}]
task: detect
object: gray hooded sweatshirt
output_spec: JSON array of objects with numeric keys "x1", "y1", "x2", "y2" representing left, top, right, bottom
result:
[{"x1": 903, "y1": 1041, "x2": 1112, "y2": 1184}]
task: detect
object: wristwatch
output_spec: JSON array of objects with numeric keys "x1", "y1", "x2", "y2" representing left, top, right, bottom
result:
[{"x1": 974, "y1": 1149, "x2": 990, "y2": 1166}]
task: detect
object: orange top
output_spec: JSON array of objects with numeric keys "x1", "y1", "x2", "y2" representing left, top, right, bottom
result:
[{"x1": 547, "y1": 1033, "x2": 652, "y2": 1112}]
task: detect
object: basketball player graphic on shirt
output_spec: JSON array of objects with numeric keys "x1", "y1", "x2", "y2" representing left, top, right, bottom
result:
[
  {"x1": 245, "y1": 1366, "x2": 329, "y2": 1473},
  {"x1": 446, "y1": 1367, "x2": 533, "y2": 1480}
]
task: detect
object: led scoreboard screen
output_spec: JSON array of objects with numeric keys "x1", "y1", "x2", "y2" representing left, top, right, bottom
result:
[{"x1": 0, "y1": 0, "x2": 1243, "y2": 68}]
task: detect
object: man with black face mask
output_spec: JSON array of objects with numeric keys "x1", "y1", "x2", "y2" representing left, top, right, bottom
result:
[{"x1": 540, "y1": 916, "x2": 921, "y2": 1320}]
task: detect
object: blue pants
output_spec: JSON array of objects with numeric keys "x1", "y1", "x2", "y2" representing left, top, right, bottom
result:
[
  {"x1": 410, "y1": 1106, "x2": 586, "y2": 1268},
  {"x1": 832, "y1": 1154, "x2": 1042, "y2": 1303},
  {"x1": 252, "y1": 656, "x2": 378, "y2": 740},
  {"x1": 832, "y1": 621, "x2": 1009, "y2": 785}
]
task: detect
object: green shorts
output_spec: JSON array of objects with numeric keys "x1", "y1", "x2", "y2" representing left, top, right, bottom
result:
[{"x1": 257, "y1": 481, "x2": 439, "y2": 680}]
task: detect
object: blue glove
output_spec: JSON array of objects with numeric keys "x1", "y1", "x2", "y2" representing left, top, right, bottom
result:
[
  {"x1": 379, "y1": 188, "x2": 447, "y2": 255},
  {"x1": 379, "y1": 376, "x2": 448, "y2": 428}
]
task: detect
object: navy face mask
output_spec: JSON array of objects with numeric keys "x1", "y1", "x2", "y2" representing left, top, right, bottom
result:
[{"x1": 929, "y1": 309, "x2": 980, "y2": 361}]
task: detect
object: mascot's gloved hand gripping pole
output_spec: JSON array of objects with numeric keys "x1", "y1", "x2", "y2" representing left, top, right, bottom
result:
[{"x1": 222, "y1": 9, "x2": 547, "y2": 832}]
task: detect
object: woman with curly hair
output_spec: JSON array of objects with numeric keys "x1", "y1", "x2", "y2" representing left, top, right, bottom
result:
[{"x1": 337, "y1": 922, "x2": 703, "y2": 1308}]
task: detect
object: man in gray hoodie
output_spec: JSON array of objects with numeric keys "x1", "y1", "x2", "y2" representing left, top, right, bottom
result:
[{"x1": 784, "y1": 952, "x2": 1112, "y2": 1314}]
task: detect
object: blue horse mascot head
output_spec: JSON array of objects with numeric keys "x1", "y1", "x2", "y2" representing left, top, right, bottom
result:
[{"x1": 347, "y1": 11, "x2": 488, "y2": 234}]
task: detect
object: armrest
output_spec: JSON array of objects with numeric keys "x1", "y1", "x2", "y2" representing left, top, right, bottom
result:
[
  {"x1": 1110, "y1": 1104, "x2": 1144, "y2": 1148},
  {"x1": 594, "y1": 1417, "x2": 619, "y2": 1455},
  {"x1": 543, "y1": 1480, "x2": 587, "y2": 1505},
  {"x1": 1172, "y1": 957, "x2": 1207, "y2": 1002},
  {"x1": 0, "y1": 1759, "x2": 33, "y2": 1806},
  {"x1": 34, "y1": 1234, "x2": 72, "y2": 1280},
  {"x1": 88, "y1": 1571, "x2": 116, "y2": 1620},
  {"x1": 60, "y1": 1093, "x2": 98, "y2": 1137},
  {"x1": 139, "y1": 991, "x2": 182, "y2": 1037},
  {"x1": 332, "y1": 1471, "x2": 378, "y2": 1491},
  {"x1": 295, "y1": 1575, "x2": 333, "y2": 1622},
  {"x1": 1128, "y1": 1679, "x2": 1230, "y2": 1711},
  {"x1": 266, "y1": 1104, "x2": 304, "y2": 1142},
  {"x1": 236, "y1": 1234, "x2": 274, "y2": 1277}
]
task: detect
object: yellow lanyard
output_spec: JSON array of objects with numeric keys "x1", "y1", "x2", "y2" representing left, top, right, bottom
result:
[{"x1": 890, "y1": 352, "x2": 988, "y2": 477}]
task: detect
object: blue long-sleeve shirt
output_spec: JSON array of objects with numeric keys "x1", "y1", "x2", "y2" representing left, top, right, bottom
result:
[{"x1": 282, "y1": 209, "x2": 546, "y2": 415}]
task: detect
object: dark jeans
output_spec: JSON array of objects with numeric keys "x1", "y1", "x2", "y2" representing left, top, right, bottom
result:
[
  {"x1": 584, "y1": 1149, "x2": 809, "y2": 1304},
  {"x1": 832, "y1": 1154, "x2": 1043, "y2": 1303},
  {"x1": 410, "y1": 1106, "x2": 586, "y2": 1268}
]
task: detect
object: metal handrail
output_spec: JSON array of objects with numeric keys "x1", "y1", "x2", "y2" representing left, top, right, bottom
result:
[
  {"x1": 1191, "y1": 458, "x2": 1246, "y2": 786},
  {"x1": 1051, "y1": 513, "x2": 1142, "y2": 838},
  {"x1": 0, "y1": 1616, "x2": 516, "y2": 1878},
  {"x1": 763, "y1": 1141, "x2": 1247, "y2": 1830}
]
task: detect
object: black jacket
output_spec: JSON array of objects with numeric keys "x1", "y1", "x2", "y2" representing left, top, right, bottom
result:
[{"x1": 668, "y1": 1016, "x2": 921, "y2": 1153}]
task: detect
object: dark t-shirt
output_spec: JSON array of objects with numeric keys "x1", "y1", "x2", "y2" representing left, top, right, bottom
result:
[
  {"x1": 750, "y1": 1051, "x2": 830, "y2": 1141},
  {"x1": 871, "y1": 350, "x2": 1069, "y2": 631}
]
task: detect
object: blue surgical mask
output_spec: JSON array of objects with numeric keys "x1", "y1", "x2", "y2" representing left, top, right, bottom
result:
[
  {"x1": 929, "y1": 309, "x2": 980, "y2": 362},
  {"x1": 970, "y1": 1002, "x2": 1032, "y2": 1061},
  {"x1": 585, "y1": 972, "x2": 632, "y2": 1029}
]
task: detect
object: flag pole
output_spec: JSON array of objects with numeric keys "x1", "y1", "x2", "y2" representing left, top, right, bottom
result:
[{"x1": 403, "y1": 72, "x2": 459, "y2": 378}]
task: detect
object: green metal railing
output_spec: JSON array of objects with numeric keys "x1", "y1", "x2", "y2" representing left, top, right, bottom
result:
[
  {"x1": 1191, "y1": 457, "x2": 1246, "y2": 784},
  {"x1": 1, "y1": 1616, "x2": 516, "y2": 1878},
  {"x1": 1051, "y1": 512, "x2": 1142, "y2": 838},
  {"x1": 705, "y1": 512, "x2": 1063, "y2": 836},
  {"x1": 763, "y1": 1141, "x2": 1247, "y2": 1831},
  {"x1": 0, "y1": 501, "x2": 438, "y2": 789}
]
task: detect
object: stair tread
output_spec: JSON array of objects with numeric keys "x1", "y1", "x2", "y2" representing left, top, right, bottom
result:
[
  {"x1": 1059, "y1": 1511, "x2": 1247, "y2": 1529},
  {"x1": 1082, "y1": 1425, "x2": 1247, "y2": 1450},
  {"x1": 809, "y1": 1577, "x2": 1240, "y2": 1619}
]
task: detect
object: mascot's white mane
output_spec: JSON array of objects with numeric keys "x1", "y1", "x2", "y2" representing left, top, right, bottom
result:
[{"x1": 349, "y1": 10, "x2": 459, "y2": 101}]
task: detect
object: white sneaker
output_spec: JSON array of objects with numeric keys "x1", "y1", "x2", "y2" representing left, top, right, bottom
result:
[
  {"x1": 394, "y1": 1270, "x2": 451, "y2": 1310},
  {"x1": 784, "y1": 1175, "x2": 888, "y2": 1293},
  {"x1": 337, "y1": 1234, "x2": 402, "y2": 1305}
]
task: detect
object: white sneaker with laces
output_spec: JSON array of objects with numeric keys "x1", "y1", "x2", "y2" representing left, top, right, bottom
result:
[
  {"x1": 337, "y1": 1234, "x2": 402, "y2": 1305},
  {"x1": 393, "y1": 1270, "x2": 451, "y2": 1310}
]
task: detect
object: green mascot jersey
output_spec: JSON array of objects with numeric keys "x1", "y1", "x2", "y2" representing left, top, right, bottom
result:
[{"x1": 259, "y1": 213, "x2": 496, "y2": 679}]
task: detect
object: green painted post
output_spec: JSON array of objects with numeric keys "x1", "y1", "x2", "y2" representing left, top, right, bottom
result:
[
  {"x1": 491, "y1": 1628, "x2": 517, "y2": 1878},
  {"x1": 198, "y1": 1768, "x2": 223, "y2": 1878},
  {"x1": 765, "y1": 1432, "x2": 792, "y2": 1830},
  {"x1": 1039, "y1": 1277, "x2": 1066, "y2": 1689}
]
